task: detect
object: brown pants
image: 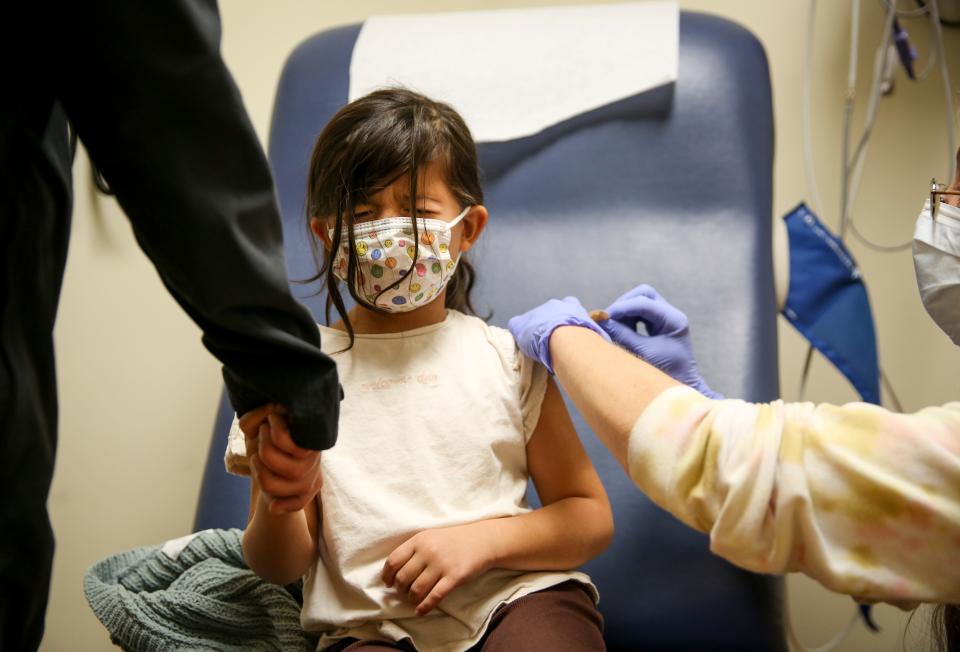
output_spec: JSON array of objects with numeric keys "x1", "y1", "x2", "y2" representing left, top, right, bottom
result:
[{"x1": 328, "y1": 581, "x2": 605, "y2": 651}]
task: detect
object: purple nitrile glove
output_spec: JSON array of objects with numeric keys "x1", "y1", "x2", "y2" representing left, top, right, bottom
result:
[
  {"x1": 508, "y1": 296, "x2": 611, "y2": 374},
  {"x1": 596, "y1": 284, "x2": 723, "y2": 399}
]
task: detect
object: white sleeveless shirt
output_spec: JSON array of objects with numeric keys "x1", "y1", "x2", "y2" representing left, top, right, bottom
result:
[{"x1": 226, "y1": 310, "x2": 594, "y2": 651}]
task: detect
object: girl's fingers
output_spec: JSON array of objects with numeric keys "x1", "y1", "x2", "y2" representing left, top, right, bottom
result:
[
  {"x1": 407, "y1": 566, "x2": 441, "y2": 606},
  {"x1": 416, "y1": 576, "x2": 455, "y2": 616},
  {"x1": 257, "y1": 420, "x2": 322, "y2": 479},
  {"x1": 269, "y1": 469, "x2": 323, "y2": 515},
  {"x1": 258, "y1": 432, "x2": 311, "y2": 479},
  {"x1": 382, "y1": 542, "x2": 417, "y2": 587},
  {"x1": 392, "y1": 555, "x2": 428, "y2": 596},
  {"x1": 238, "y1": 404, "x2": 273, "y2": 438},
  {"x1": 251, "y1": 455, "x2": 312, "y2": 498}
]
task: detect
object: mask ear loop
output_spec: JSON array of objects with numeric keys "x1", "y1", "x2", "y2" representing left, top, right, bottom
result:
[
  {"x1": 417, "y1": 205, "x2": 471, "y2": 233},
  {"x1": 446, "y1": 205, "x2": 471, "y2": 230},
  {"x1": 403, "y1": 205, "x2": 473, "y2": 304},
  {"x1": 414, "y1": 204, "x2": 472, "y2": 266},
  {"x1": 437, "y1": 206, "x2": 473, "y2": 290}
]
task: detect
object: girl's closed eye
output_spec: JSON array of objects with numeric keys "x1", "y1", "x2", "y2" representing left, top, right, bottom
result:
[{"x1": 352, "y1": 209, "x2": 434, "y2": 220}]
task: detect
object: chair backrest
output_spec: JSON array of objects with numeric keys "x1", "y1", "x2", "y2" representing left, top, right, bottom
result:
[{"x1": 196, "y1": 11, "x2": 784, "y2": 650}]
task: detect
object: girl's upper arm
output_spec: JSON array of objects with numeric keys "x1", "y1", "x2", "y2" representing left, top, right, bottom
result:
[{"x1": 526, "y1": 376, "x2": 608, "y2": 506}]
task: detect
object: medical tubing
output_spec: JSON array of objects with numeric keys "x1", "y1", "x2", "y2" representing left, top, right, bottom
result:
[
  {"x1": 850, "y1": 0, "x2": 897, "y2": 178},
  {"x1": 797, "y1": 344, "x2": 815, "y2": 402},
  {"x1": 842, "y1": 0, "x2": 896, "y2": 239},
  {"x1": 880, "y1": 0, "x2": 930, "y2": 17},
  {"x1": 848, "y1": 0, "x2": 861, "y2": 93},
  {"x1": 912, "y1": 43, "x2": 939, "y2": 84},
  {"x1": 803, "y1": 0, "x2": 826, "y2": 219},
  {"x1": 850, "y1": 0, "x2": 940, "y2": 166},
  {"x1": 849, "y1": 220, "x2": 912, "y2": 251},
  {"x1": 839, "y1": 0, "x2": 861, "y2": 237},
  {"x1": 846, "y1": 0, "x2": 954, "y2": 251},
  {"x1": 907, "y1": 7, "x2": 939, "y2": 83},
  {"x1": 785, "y1": 587, "x2": 861, "y2": 652},
  {"x1": 929, "y1": 0, "x2": 957, "y2": 180},
  {"x1": 873, "y1": 0, "x2": 955, "y2": 175},
  {"x1": 839, "y1": 45, "x2": 858, "y2": 239},
  {"x1": 843, "y1": 21, "x2": 887, "y2": 181},
  {"x1": 881, "y1": 366, "x2": 904, "y2": 412}
]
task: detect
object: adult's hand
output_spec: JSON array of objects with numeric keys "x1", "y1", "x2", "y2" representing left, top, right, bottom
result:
[
  {"x1": 240, "y1": 405, "x2": 323, "y2": 515},
  {"x1": 598, "y1": 285, "x2": 722, "y2": 399},
  {"x1": 508, "y1": 296, "x2": 610, "y2": 373}
]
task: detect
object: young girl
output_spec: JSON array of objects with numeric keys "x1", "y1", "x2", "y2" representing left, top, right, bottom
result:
[{"x1": 228, "y1": 88, "x2": 613, "y2": 651}]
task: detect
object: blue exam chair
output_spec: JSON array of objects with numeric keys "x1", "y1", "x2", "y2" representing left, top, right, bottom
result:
[{"x1": 195, "y1": 11, "x2": 784, "y2": 651}]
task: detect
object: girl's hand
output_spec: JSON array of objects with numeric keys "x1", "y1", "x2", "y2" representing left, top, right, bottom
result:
[
  {"x1": 382, "y1": 523, "x2": 496, "y2": 616},
  {"x1": 238, "y1": 404, "x2": 276, "y2": 459},
  {"x1": 243, "y1": 405, "x2": 323, "y2": 515}
]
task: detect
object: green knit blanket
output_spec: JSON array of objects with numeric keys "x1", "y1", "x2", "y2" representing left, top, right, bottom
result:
[{"x1": 84, "y1": 528, "x2": 314, "y2": 651}]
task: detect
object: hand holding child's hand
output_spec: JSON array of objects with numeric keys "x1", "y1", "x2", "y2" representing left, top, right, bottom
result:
[
  {"x1": 383, "y1": 524, "x2": 495, "y2": 616},
  {"x1": 239, "y1": 404, "x2": 323, "y2": 515},
  {"x1": 239, "y1": 404, "x2": 274, "y2": 463}
]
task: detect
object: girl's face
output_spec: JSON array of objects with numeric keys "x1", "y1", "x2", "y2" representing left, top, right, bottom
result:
[{"x1": 311, "y1": 160, "x2": 488, "y2": 260}]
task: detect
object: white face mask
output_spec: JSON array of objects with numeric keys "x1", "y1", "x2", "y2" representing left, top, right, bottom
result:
[
  {"x1": 330, "y1": 207, "x2": 470, "y2": 313},
  {"x1": 913, "y1": 198, "x2": 960, "y2": 345}
]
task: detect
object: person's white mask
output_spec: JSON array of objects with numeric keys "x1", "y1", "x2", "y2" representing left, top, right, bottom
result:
[
  {"x1": 913, "y1": 198, "x2": 960, "y2": 344},
  {"x1": 330, "y1": 207, "x2": 470, "y2": 313}
]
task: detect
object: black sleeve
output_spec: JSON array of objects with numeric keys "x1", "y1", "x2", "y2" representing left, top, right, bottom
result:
[{"x1": 52, "y1": 0, "x2": 340, "y2": 449}]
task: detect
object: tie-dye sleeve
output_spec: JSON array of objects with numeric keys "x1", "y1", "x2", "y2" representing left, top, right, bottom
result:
[{"x1": 628, "y1": 386, "x2": 960, "y2": 603}]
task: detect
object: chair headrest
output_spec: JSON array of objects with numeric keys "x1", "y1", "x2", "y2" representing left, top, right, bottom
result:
[{"x1": 349, "y1": 1, "x2": 678, "y2": 145}]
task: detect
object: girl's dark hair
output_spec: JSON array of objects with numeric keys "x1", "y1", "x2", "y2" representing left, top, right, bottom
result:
[
  {"x1": 933, "y1": 604, "x2": 960, "y2": 652},
  {"x1": 304, "y1": 87, "x2": 484, "y2": 348}
]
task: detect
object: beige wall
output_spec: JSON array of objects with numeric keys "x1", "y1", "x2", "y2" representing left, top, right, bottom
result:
[{"x1": 41, "y1": 2, "x2": 957, "y2": 650}]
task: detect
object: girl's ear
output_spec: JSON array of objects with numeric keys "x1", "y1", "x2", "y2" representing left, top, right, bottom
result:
[
  {"x1": 311, "y1": 217, "x2": 332, "y2": 250},
  {"x1": 458, "y1": 205, "x2": 489, "y2": 254}
]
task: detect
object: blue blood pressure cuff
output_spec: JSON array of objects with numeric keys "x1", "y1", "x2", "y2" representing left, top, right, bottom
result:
[{"x1": 781, "y1": 203, "x2": 881, "y2": 404}]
